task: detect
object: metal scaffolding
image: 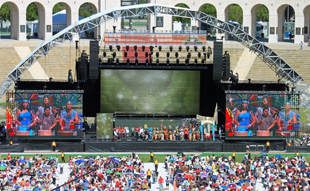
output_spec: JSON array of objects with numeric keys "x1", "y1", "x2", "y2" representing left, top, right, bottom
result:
[{"x1": 1, "y1": 4, "x2": 309, "y2": 115}]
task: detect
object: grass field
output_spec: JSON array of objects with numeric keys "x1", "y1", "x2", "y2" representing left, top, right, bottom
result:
[{"x1": 0, "y1": 152, "x2": 307, "y2": 163}]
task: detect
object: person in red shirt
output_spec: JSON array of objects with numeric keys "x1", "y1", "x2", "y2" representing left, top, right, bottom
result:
[
  {"x1": 7, "y1": 153, "x2": 11, "y2": 160},
  {"x1": 159, "y1": 176, "x2": 164, "y2": 188}
]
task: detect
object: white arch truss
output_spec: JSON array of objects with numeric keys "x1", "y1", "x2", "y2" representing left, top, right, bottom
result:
[{"x1": 1, "y1": 3, "x2": 310, "y2": 110}]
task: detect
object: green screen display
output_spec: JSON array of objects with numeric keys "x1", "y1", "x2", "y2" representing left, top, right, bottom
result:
[
  {"x1": 100, "y1": 70, "x2": 200, "y2": 115},
  {"x1": 96, "y1": 113, "x2": 114, "y2": 139}
]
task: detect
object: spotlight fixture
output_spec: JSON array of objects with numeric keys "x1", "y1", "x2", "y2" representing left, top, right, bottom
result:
[
  {"x1": 150, "y1": 46, "x2": 154, "y2": 52},
  {"x1": 142, "y1": 46, "x2": 145, "y2": 52},
  {"x1": 169, "y1": 46, "x2": 173, "y2": 52},
  {"x1": 134, "y1": 46, "x2": 137, "y2": 51},
  {"x1": 156, "y1": 52, "x2": 159, "y2": 58},
  {"x1": 198, "y1": 52, "x2": 201, "y2": 58},
  {"x1": 194, "y1": 46, "x2": 197, "y2": 52},
  {"x1": 175, "y1": 52, "x2": 178, "y2": 58},
  {"x1": 166, "y1": 59, "x2": 169, "y2": 65},
  {"x1": 116, "y1": 45, "x2": 120, "y2": 51},
  {"x1": 103, "y1": 52, "x2": 106, "y2": 57},
  {"x1": 126, "y1": 45, "x2": 129, "y2": 51},
  {"x1": 186, "y1": 46, "x2": 189, "y2": 52},
  {"x1": 145, "y1": 52, "x2": 148, "y2": 57},
  {"x1": 179, "y1": 46, "x2": 182, "y2": 51},
  {"x1": 135, "y1": 52, "x2": 138, "y2": 58},
  {"x1": 166, "y1": 52, "x2": 170, "y2": 58},
  {"x1": 109, "y1": 45, "x2": 113, "y2": 51},
  {"x1": 124, "y1": 52, "x2": 127, "y2": 58},
  {"x1": 159, "y1": 46, "x2": 162, "y2": 51},
  {"x1": 156, "y1": 59, "x2": 159, "y2": 65},
  {"x1": 176, "y1": 59, "x2": 179, "y2": 64},
  {"x1": 202, "y1": 46, "x2": 206, "y2": 51}
]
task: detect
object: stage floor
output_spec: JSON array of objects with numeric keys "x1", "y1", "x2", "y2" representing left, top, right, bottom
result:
[{"x1": 85, "y1": 139, "x2": 223, "y2": 152}]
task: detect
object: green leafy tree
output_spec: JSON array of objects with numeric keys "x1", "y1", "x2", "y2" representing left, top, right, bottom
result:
[
  {"x1": 79, "y1": 3, "x2": 96, "y2": 18},
  {"x1": 257, "y1": 5, "x2": 269, "y2": 22},
  {"x1": 200, "y1": 4, "x2": 217, "y2": 17},
  {"x1": 53, "y1": 3, "x2": 66, "y2": 14},
  {"x1": 173, "y1": 3, "x2": 190, "y2": 24},
  {"x1": 26, "y1": 3, "x2": 38, "y2": 21},
  {"x1": 0, "y1": 3, "x2": 10, "y2": 21},
  {"x1": 229, "y1": 5, "x2": 243, "y2": 24}
]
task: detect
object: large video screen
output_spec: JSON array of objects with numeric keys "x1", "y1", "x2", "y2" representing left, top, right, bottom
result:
[
  {"x1": 100, "y1": 70, "x2": 200, "y2": 115},
  {"x1": 6, "y1": 92, "x2": 83, "y2": 138},
  {"x1": 225, "y1": 92, "x2": 300, "y2": 138},
  {"x1": 96, "y1": 113, "x2": 114, "y2": 139}
]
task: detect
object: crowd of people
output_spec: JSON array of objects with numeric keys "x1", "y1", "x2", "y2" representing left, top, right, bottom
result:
[
  {"x1": 113, "y1": 124, "x2": 214, "y2": 142},
  {"x1": 1, "y1": 151, "x2": 310, "y2": 190},
  {"x1": 165, "y1": 153, "x2": 310, "y2": 190},
  {"x1": 0, "y1": 153, "x2": 63, "y2": 190}
]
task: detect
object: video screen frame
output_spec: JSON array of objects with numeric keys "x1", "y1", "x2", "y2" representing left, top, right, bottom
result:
[
  {"x1": 225, "y1": 91, "x2": 300, "y2": 139},
  {"x1": 100, "y1": 69, "x2": 201, "y2": 115},
  {"x1": 6, "y1": 91, "x2": 84, "y2": 139}
]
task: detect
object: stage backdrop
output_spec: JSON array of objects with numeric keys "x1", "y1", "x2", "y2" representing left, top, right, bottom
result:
[
  {"x1": 96, "y1": 113, "x2": 114, "y2": 139},
  {"x1": 6, "y1": 92, "x2": 83, "y2": 139},
  {"x1": 100, "y1": 70, "x2": 200, "y2": 115},
  {"x1": 225, "y1": 91, "x2": 300, "y2": 139}
]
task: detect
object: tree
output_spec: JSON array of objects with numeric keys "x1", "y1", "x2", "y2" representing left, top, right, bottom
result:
[
  {"x1": 229, "y1": 5, "x2": 243, "y2": 24},
  {"x1": 200, "y1": 4, "x2": 217, "y2": 17},
  {"x1": 53, "y1": 3, "x2": 66, "y2": 14},
  {"x1": 26, "y1": 3, "x2": 38, "y2": 21},
  {"x1": 0, "y1": 3, "x2": 10, "y2": 21},
  {"x1": 173, "y1": 3, "x2": 190, "y2": 24},
  {"x1": 257, "y1": 5, "x2": 269, "y2": 22},
  {"x1": 79, "y1": 3, "x2": 96, "y2": 18}
]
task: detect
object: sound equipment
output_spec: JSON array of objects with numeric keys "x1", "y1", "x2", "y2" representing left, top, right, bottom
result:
[
  {"x1": 76, "y1": 51, "x2": 88, "y2": 81},
  {"x1": 89, "y1": 41, "x2": 99, "y2": 80},
  {"x1": 222, "y1": 52, "x2": 230, "y2": 81},
  {"x1": 213, "y1": 41, "x2": 223, "y2": 81}
]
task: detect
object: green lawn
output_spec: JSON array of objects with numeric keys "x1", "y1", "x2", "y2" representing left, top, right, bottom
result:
[{"x1": 1, "y1": 152, "x2": 308, "y2": 163}]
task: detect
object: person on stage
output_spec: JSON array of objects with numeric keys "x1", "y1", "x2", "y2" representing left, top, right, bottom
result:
[
  {"x1": 38, "y1": 107, "x2": 57, "y2": 131},
  {"x1": 16, "y1": 100, "x2": 37, "y2": 136},
  {"x1": 59, "y1": 101, "x2": 79, "y2": 131},
  {"x1": 257, "y1": 107, "x2": 275, "y2": 132},
  {"x1": 37, "y1": 95, "x2": 57, "y2": 117},
  {"x1": 235, "y1": 100, "x2": 256, "y2": 134},
  {"x1": 278, "y1": 102, "x2": 297, "y2": 131},
  {"x1": 256, "y1": 96, "x2": 275, "y2": 116}
]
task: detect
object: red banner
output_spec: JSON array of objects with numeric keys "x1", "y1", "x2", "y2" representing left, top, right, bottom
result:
[{"x1": 104, "y1": 33, "x2": 207, "y2": 46}]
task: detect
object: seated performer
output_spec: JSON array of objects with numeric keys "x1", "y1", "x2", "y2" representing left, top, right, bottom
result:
[
  {"x1": 163, "y1": 127, "x2": 168, "y2": 140},
  {"x1": 278, "y1": 102, "x2": 297, "y2": 131},
  {"x1": 168, "y1": 127, "x2": 174, "y2": 140},
  {"x1": 235, "y1": 100, "x2": 256, "y2": 135},
  {"x1": 38, "y1": 107, "x2": 57, "y2": 131},
  {"x1": 59, "y1": 101, "x2": 79, "y2": 131},
  {"x1": 184, "y1": 127, "x2": 189, "y2": 139},
  {"x1": 16, "y1": 100, "x2": 36, "y2": 136}
]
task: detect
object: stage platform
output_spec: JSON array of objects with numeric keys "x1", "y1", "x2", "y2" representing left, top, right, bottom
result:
[
  {"x1": 0, "y1": 144, "x2": 24, "y2": 152},
  {"x1": 85, "y1": 139, "x2": 223, "y2": 152}
]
